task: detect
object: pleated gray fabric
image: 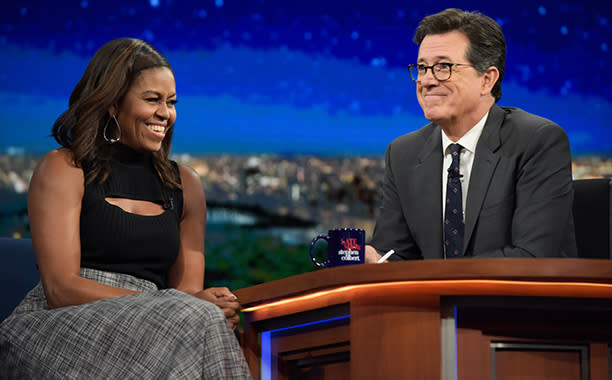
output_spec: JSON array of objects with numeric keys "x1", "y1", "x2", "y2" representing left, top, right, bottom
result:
[{"x1": 0, "y1": 268, "x2": 252, "y2": 379}]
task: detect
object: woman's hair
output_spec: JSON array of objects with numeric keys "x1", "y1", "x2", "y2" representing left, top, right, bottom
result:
[
  {"x1": 414, "y1": 8, "x2": 506, "y2": 102},
  {"x1": 52, "y1": 38, "x2": 181, "y2": 188}
]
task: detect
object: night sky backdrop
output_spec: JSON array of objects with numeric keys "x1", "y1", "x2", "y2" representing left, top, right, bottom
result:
[{"x1": 0, "y1": 0, "x2": 610, "y2": 156}]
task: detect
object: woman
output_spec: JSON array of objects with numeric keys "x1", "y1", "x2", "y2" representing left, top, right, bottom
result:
[{"x1": 0, "y1": 38, "x2": 252, "y2": 378}]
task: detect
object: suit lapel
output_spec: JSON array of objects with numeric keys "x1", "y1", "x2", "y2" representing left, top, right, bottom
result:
[
  {"x1": 463, "y1": 105, "x2": 504, "y2": 250},
  {"x1": 413, "y1": 127, "x2": 444, "y2": 259}
]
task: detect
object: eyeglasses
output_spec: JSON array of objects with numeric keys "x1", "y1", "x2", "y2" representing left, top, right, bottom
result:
[{"x1": 407, "y1": 63, "x2": 473, "y2": 82}]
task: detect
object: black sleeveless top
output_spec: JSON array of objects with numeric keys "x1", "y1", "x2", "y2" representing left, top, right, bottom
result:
[{"x1": 80, "y1": 144, "x2": 183, "y2": 289}]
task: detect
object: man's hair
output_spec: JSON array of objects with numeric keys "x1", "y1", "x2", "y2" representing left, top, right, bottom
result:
[{"x1": 414, "y1": 8, "x2": 506, "y2": 102}]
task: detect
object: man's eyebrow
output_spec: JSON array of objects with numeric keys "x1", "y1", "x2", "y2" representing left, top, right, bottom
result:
[{"x1": 417, "y1": 55, "x2": 453, "y2": 63}]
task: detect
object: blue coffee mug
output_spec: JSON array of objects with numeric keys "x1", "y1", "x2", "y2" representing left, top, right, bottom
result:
[{"x1": 309, "y1": 228, "x2": 365, "y2": 268}]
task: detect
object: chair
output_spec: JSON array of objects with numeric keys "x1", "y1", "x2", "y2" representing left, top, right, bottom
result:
[
  {"x1": 0, "y1": 237, "x2": 39, "y2": 320},
  {"x1": 572, "y1": 178, "x2": 612, "y2": 259}
]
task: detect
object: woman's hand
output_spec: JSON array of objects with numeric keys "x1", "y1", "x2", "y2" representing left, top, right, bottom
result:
[{"x1": 196, "y1": 287, "x2": 241, "y2": 329}]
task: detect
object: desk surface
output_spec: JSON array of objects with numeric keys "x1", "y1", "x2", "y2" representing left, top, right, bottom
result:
[{"x1": 234, "y1": 258, "x2": 612, "y2": 309}]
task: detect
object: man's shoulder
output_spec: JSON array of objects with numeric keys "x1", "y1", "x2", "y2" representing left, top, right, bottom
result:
[
  {"x1": 390, "y1": 122, "x2": 438, "y2": 148},
  {"x1": 499, "y1": 106, "x2": 559, "y2": 129},
  {"x1": 493, "y1": 105, "x2": 569, "y2": 148}
]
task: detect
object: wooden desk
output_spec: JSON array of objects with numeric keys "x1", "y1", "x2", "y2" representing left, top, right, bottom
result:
[{"x1": 234, "y1": 259, "x2": 612, "y2": 380}]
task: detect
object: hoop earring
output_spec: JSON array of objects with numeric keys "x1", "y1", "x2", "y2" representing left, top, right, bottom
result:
[{"x1": 103, "y1": 115, "x2": 122, "y2": 144}]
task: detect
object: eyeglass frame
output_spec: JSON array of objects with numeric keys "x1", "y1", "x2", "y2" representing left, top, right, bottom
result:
[{"x1": 407, "y1": 62, "x2": 474, "y2": 82}]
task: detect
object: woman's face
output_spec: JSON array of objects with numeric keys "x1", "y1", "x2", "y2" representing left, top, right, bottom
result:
[{"x1": 112, "y1": 67, "x2": 177, "y2": 153}]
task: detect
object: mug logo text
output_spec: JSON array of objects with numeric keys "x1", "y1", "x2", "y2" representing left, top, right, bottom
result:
[
  {"x1": 341, "y1": 238, "x2": 361, "y2": 251},
  {"x1": 338, "y1": 238, "x2": 361, "y2": 261}
]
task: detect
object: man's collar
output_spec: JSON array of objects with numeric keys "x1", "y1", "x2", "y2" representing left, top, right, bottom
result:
[{"x1": 442, "y1": 111, "x2": 489, "y2": 154}]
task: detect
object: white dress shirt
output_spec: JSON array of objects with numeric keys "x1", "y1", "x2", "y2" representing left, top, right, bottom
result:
[{"x1": 441, "y1": 111, "x2": 489, "y2": 224}]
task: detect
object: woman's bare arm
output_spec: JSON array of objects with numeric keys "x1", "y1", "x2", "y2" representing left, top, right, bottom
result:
[
  {"x1": 28, "y1": 149, "x2": 138, "y2": 308},
  {"x1": 168, "y1": 163, "x2": 241, "y2": 328}
]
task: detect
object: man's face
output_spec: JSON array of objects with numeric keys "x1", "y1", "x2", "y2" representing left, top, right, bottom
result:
[{"x1": 415, "y1": 31, "x2": 486, "y2": 128}]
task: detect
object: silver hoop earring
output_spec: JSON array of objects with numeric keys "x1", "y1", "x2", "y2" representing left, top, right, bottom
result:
[{"x1": 103, "y1": 115, "x2": 122, "y2": 144}]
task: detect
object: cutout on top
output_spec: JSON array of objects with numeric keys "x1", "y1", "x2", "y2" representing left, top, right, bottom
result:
[{"x1": 105, "y1": 197, "x2": 164, "y2": 216}]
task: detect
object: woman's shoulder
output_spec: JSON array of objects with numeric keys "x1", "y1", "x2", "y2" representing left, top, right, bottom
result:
[
  {"x1": 176, "y1": 162, "x2": 201, "y2": 187},
  {"x1": 33, "y1": 148, "x2": 83, "y2": 183},
  {"x1": 175, "y1": 162, "x2": 205, "y2": 204},
  {"x1": 39, "y1": 148, "x2": 76, "y2": 166}
]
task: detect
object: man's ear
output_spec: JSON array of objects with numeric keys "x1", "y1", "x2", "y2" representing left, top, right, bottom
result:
[{"x1": 481, "y1": 66, "x2": 499, "y2": 96}]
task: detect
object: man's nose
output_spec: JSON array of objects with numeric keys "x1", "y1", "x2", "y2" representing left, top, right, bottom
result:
[{"x1": 418, "y1": 68, "x2": 439, "y2": 85}]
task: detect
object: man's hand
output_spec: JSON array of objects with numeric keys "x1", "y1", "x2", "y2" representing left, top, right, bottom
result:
[{"x1": 365, "y1": 245, "x2": 383, "y2": 263}]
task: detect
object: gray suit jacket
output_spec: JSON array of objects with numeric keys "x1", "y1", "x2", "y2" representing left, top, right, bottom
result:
[{"x1": 370, "y1": 104, "x2": 577, "y2": 259}]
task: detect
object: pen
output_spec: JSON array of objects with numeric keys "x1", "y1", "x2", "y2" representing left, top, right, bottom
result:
[{"x1": 376, "y1": 249, "x2": 395, "y2": 263}]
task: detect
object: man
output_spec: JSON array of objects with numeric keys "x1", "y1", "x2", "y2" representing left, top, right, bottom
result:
[{"x1": 365, "y1": 8, "x2": 577, "y2": 262}]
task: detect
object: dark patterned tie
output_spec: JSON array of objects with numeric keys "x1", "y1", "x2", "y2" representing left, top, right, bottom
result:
[{"x1": 445, "y1": 143, "x2": 464, "y2": 258}]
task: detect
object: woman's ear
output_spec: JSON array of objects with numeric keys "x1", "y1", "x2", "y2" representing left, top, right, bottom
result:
[{"x1": 108, "y1": 104, "x2": 118, "y2": 117}]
